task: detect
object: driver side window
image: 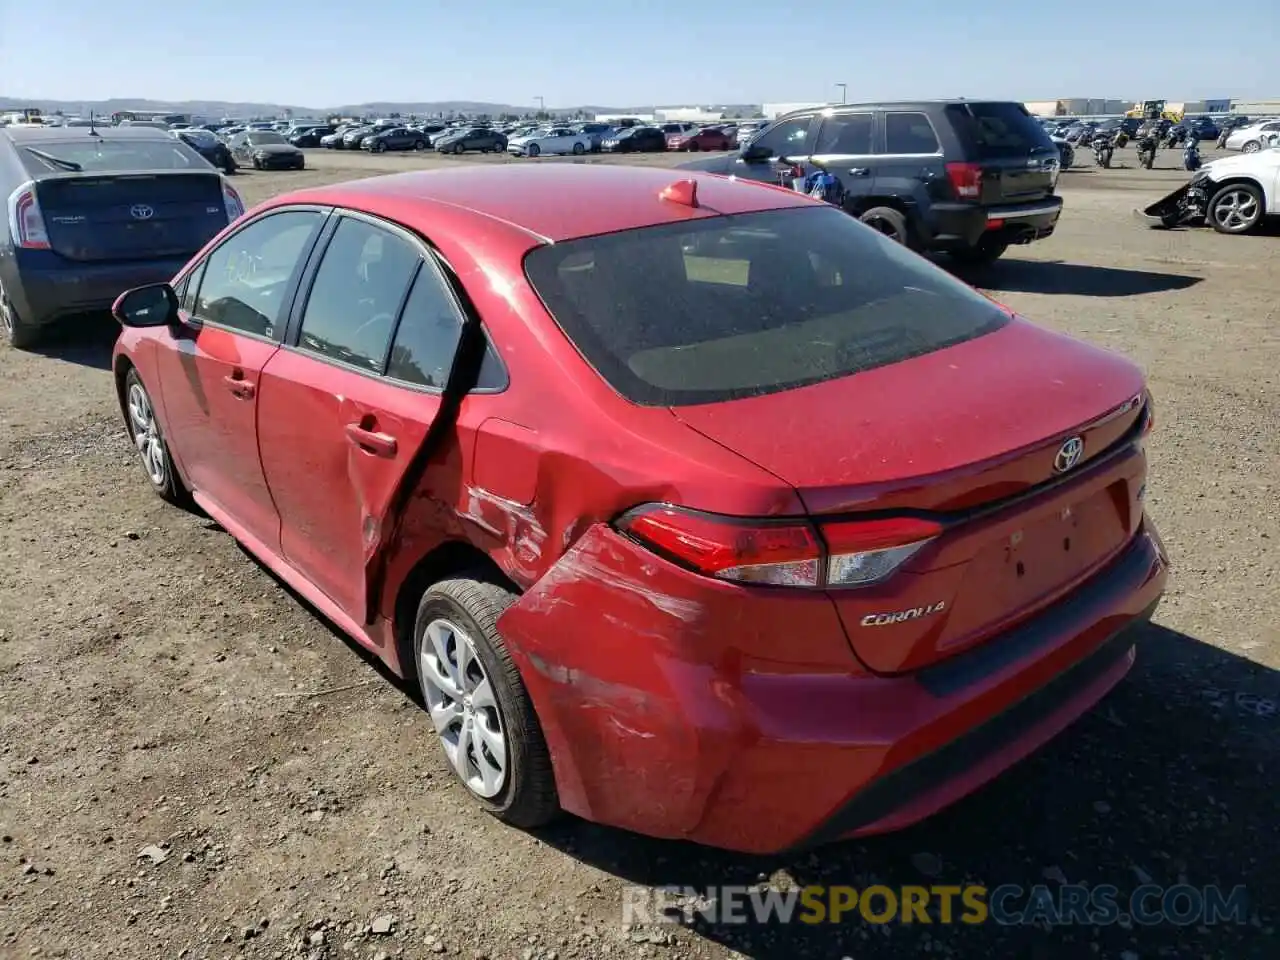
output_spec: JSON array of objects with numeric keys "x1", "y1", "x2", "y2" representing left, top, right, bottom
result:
[
  {"x1": 749, "y1": 116, "x2": 812, "y2": 157},
  {"x1": 297, "y1": 217, "x2": 422, "y2": 373},
  {"x1": 192, "y1": 210, "x2": 322, "y2": 340}
]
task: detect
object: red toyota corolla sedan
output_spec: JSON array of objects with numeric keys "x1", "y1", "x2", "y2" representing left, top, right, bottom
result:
[{"x1": 110, "y1": 164, "x2": 1168, "y2": 854}]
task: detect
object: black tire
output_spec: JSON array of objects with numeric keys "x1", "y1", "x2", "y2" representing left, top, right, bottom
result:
[
  {"x1": 414, "y1": 140, "x2": 427, "y2": 151},
  {"x1": 373, "y1": 141, "x2": 386, "y2": 153},
  {"x1": 687, "y1": 141, "x2": 699, "y2": 151},
  {"x1": 572, "y1": 142, "x2": 585, "y2": 155},
  {"x1": 252, "y1": 158, "x2": 263, "y2": 170},
  {"x1": 950, "y1": 238, "x2": 1010, "y2": 265},
  {"x1": 1207, "y1": 182, "x2": 1265, "y2": 235},
  {"x1": 454, "y1": 143, "x2": 465, "y2": 155},
  {"x1": 527, "y1": 143, "x2": 540, "y2": 158},
  {"x1": 122, "y1": 368, "x2": 189, "y2": 507},
  {"x1": 858, "y1": 205, "x2": 910, "y2": 245},
  {"x1": 1241, "y1": 140, "x2": 1260, "y2": 154},
  {"x1": 0, "y1": 278, "x2": 40, "y2": 349},
  {"x1": 413, "y1": 574, "x2": 559, "y2": 829}
]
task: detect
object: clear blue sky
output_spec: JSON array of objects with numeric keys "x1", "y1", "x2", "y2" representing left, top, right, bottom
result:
[{"x1": 1, "y1": 0, "x2": 1275, "y2": 108}]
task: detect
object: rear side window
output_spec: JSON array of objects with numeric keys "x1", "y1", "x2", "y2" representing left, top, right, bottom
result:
[
  {"x1": 523, "y1": 206, "x2": 1009, "y2": 406},
  {"x1": 815, "y1": 113, "x2": 873, "y2": 154},
  {"x1": 884, "y1": 112, "x2": 940, "y2": 154},
  {"x1": 947, "y1": 102, "x2": 1057, "y2": 157},
  {"x1": 298, "y1": 218, "x2": 421, "y2": 372}
]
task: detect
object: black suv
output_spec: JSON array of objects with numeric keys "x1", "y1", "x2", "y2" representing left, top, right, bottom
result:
[{"x1": 679, "y1": 100, "x2": 1062, "y2": 264}]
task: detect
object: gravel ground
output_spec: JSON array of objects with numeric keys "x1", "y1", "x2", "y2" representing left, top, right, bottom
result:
[{"x1": 1, "y1": 145, "x2": 1276, "y2": 960}]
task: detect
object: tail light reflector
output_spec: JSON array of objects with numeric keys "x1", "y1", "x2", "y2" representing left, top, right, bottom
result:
[
  {"x1": 222, "y1": 180, "x2": 245, "y2": 222},
  {"x1": 616, "y1": 505, "x2": 942, "y2": 589},
  {"x1": 6, "y1": 182, "x2": 51, "y2": 250},
  {"x1": 945, "y1": 161, "x2": 983, "y2": 200}
]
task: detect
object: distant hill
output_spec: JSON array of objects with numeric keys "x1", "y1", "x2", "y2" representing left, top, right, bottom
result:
[{"x1": 1, "y1": 97, "x2": 764, "y2": 120}]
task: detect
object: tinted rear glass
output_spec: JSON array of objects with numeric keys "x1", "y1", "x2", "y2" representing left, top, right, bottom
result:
[
  {"x1": 946, "y1": 102, "x2": 1056, "y2": 157},
  {"x1": 19, "y1": 138, "x2": 206, "y2": 174},
  {"x1": 523, "y1": 206, "x2": 1009, "y2": 407}
]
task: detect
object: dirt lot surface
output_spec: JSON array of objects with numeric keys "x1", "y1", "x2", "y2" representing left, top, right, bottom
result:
[{"x1": 1, "y1": 145, "x2": 1276, "y2": 960}]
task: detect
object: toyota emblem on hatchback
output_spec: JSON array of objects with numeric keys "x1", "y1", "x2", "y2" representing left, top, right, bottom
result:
[
  {"x1": 1053, "y1": 436, "x2": 1084, "y2": 474},
  {"x1": 130, "y1": 204, "x2": 154, "y2": 220}
]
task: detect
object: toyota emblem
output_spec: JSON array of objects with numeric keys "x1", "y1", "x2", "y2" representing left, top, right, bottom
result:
[
  {"x1": 130, "y1": 204, "x2": 154, "y2": 221},
  {"x1": 1053, "y1": 436, "x2": 1084, "y2": 474}
]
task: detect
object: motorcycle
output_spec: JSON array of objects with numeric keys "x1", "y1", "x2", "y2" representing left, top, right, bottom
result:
[
  {"x1": 1182, "y1": 135, "x2": 1202, "y2": 172},
  {"x1": 1137, "y1": 135, "x2": 1158, "y2": 169},
  {"x1": 1093, "y1": 133, "x2": 1115, "y2": 168}
]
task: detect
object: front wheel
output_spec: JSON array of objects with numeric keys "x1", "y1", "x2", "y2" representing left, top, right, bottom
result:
[
  {"x1": 373, "y1": 141, "x2": 386, "y2": 153},
  {"x1": 1207, "y1": 182, "x2": 1264, "y2": 234},
  {"x1": 123, "y1": 369, "x2": 188, "y2": 506},
  {"x1": 413, "y1": 575, "x2": 559, "y2": 828},
  {"x1": 414, "y1": 140, "x2": 427, "y2": 151},
  {"x1": 572, "y1": 142, "x2": 585, "y2": 155},
  {"x1": 454, "y1": 143, "x2": 465, "y2": 155},
  {"x1": 527, "y1": 143, "x2": 540, "y2": 158},
  {"x1": 1241, "y1": 140, "x2": 1261, "y2": 154}
]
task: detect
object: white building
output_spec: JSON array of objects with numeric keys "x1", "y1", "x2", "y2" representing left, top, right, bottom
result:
[
  {"x1": 653, "y1": 107, "x2": 723, "y2": 123},
  {"x1": 594, "y1": 113, "x2": 655, "y2": 124},
  {"x1": 762, "y1": 101, "x2": 827, "y2": 119}
]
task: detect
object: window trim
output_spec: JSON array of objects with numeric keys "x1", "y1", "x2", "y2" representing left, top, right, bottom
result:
[
  {"x1": 878, "y1": 110, "x2": 944, "y2": 158},
  {"x1": 185, "y1": 205, "x2": 332, "y2": 343}
]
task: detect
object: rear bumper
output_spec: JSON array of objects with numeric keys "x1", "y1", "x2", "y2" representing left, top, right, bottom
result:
[
  {"x1": 929, "y1": 196, "x2": 1063, "y2": 250},
  {"x1": 497, "y1": 518, "x2": 1168, "y2": 854},
  {"x1": 1, "y1": 251, "x2": 193, "y2": 327}
]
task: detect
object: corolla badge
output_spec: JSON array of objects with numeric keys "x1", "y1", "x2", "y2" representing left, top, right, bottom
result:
[
  {"x1": 1053, "y1": 436, "x2": 1085, "y2": 474},
  {"x1": 130, "y1": 204, "x2": 154, "y2": 220}
]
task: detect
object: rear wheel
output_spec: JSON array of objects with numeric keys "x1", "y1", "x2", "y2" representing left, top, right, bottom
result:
[
  {"x1": 1241, "y1": 140, "x2": 1261, "y2": 154},
  {"x1": 413, "y1": 574, "x2": 559, "y2": 828},
  {"x1": 0, "y1": 278, "x2": 39, "y2": 349},
  {"x1": 1207, "y1": 182, "x2": 1264, "y2": 234},
  {"x1": 858, "y1": 206, "x2": 909, "y2": 245}
]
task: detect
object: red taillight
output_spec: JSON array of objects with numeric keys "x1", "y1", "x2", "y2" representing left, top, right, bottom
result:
[
  {"x1": 617, "y1": 505, "x2": 822, "y2": 586},
  {"x1": 221, "y1": 180, "x2": 245, "y2": 222},
  {"x1": 6, "y1": 182, "x2": 51, "y2": 250},
  {"x1": 945, "y1": 161, "x2": 983, "y2": 200},
  {"x1": 616, "y1": 505, "x2": 942, "y2": 589},
  {"x1": 986, "y1": 218, "x2": 1005, "y2": 230},
  {"x1": 822, "y1": 517, "x2": 943, "y2": 586}
]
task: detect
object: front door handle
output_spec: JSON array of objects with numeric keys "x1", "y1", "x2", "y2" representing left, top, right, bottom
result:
[
  {"x1": 345, "y1": 423, "x2": 398, "y2": 457},
  {"x1": 222, "y1": 374, "x2": 255, "y2": 399},
  {"x1": 846, "y1": 167, "x2": 870, "y2": 176}
]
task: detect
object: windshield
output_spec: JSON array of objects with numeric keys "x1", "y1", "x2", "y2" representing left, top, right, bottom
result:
[
  {"x1": 247, "y1": 132, "x2": 287, "y2": 145},
  {"x1": 524, "y1": 206, "x2": 1009, "y2": 406},
  {"x1": 20, "y1": 138, "x2": 204, "y2": 174},
  {"x1": 180, "y1": 130, "x2": 217, "y2": 145}
]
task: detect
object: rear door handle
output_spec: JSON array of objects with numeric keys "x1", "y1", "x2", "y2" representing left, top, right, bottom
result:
[
  {"x1": 846, "y1": 167, "x2": 870, "y2": 176},
  {"x1": 345, "y1": 423, "x2": 398, "y2": 457},
  {"x1": 222, "y1": 374, "x2": 255, "y2": 399}
]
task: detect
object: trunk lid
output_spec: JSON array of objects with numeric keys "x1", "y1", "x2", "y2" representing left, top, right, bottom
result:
[
  {"x1": 36, "y1": 171, "x2": 227, "y2": 262},
  {"x1": 671, "y1": 319, "x2": 1149, "y2": 673},
  {"x1": 945, "y1": 102, "x2": 1060, "y2": 204}
]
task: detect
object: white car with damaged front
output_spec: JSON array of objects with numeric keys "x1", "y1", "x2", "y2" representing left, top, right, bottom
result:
[{"x1": 507, "y1": 127, "x2": 592, "y2": 158}]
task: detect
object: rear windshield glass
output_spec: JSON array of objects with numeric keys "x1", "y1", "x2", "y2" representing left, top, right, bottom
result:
[
  {"x1": 20, "y1": 138, "x2": 205, "y2": 174},
  {"x1": 523, "y1": 206, "x2": 1009, "y2": 407},
  {"x1": 947, "y1": 102, "x2": 1056, "y2": 157}
]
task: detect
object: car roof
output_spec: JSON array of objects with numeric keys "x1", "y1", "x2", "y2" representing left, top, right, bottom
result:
[
  {"x1": 1, "y1": 125, "x2": 165, "y2": 143},
  {"x1": 280, "y1": 164, "x2": 817, "y2": 243}
]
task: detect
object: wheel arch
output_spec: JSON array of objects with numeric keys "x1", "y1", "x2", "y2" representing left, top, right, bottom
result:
[{"x1": 391, "y1": 539, "x2": 519, "y2": 684}]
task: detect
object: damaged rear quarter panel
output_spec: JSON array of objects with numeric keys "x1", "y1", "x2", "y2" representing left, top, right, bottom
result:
[{"x1": 496, "y1": 523, "x2": 857, "y2": 840}]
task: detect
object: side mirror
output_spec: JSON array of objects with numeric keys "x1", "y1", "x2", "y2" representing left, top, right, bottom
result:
[
  {"x1": 741, "y1": 143, "x2": 772, "y2": 162},
  {"x1": 113, "y1": 283, "x2": 178, "y2": 328}
]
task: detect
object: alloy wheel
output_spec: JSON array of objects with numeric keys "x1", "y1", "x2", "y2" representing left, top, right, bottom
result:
[
  {"x1": 1211, "y1": 189, "x2": 1259, "y2": 232},
  {"x1": 127, "y1": 381, "x2": 168, "y2": 487},
  {"x1": 419, "y1": 618, "x2": 507, "y2": 798}
]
